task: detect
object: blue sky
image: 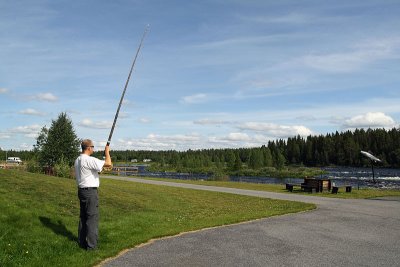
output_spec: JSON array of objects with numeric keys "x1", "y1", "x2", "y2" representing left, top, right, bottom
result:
[{"x1": 1, "y1": 0, "x2": 400, "y2": 151}]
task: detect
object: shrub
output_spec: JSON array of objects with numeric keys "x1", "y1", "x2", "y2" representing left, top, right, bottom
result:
[
  {"x1": 209, "y1": 169, "x2": 229, "y2": 181},
  {"x1": 54, "y1": 158, "x2": 74, "y2": 179},
  {"x1": 26, "y1": 160, "x2": 42, "y2": 174}
]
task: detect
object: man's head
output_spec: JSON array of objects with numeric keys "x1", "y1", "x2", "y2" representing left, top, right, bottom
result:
[{"x1": 81, "y1": 139, "x2": 95, "y2": 155}]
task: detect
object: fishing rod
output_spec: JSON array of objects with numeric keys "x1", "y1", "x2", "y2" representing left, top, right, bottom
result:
[{"x1": 106, "y1": 25, "x2": 149, "y2": 147}]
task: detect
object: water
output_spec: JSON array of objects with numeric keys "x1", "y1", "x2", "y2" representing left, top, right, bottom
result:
[
  {"x1": 230, "y1": 167, "x2": 400, "y2": 189},
  {"x1": 320, "y1": 167, "x2": 400, "y2": 189},
  {"x1": 114, "y1": 165, "x2": 400, "y2": 189}
]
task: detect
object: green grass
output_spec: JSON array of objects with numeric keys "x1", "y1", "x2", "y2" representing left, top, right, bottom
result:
[
  {"x1": 137, "y1": 177, "x2": 400, "y2": 199},
  {"x1": 0, "y1": 169, "x2": 314, "y2": 267}
]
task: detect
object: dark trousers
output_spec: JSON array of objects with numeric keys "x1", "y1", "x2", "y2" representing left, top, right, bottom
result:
[{"x1": 78, "y1": 188, "x2": 99, "y2": 249}]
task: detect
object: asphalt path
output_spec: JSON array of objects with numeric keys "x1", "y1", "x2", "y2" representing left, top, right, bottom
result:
[{"x1": 100, "y1": 176, "x2": 400, "y2": 267}]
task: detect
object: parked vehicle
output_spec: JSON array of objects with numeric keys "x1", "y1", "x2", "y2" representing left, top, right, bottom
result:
[{"x1": 6, "y1": 157, "x2": 23, "y2": 164}]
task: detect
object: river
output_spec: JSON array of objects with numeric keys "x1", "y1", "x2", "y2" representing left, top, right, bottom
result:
[
  {"x1": 115, "y1": 165, "x2": 400, "y2": 189},
  {"x1": 229, "y1": 167, "x2": 400, "y2": 189}
]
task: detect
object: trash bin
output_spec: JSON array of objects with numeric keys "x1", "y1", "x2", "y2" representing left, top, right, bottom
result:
[
  {"x1": 286, "y1": 184, "x2": 293, "y2": 192},
  {"x1": 332, "y1": 186, "x2": 339, "y2": 194}
]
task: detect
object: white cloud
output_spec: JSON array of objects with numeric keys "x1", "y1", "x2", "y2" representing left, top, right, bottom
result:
[
  {"x1": 19, "y1": 108, "x2": 46, "y2": 116},
  {"x1": 193, "y1": 118, "x2": 229, "y2": 125},
  {"x1": 238, "y1": 122, "x2": 313, "y2": 137},
  {"x1": 118, "y1": 112, "x2": 130, "y2": 119},
  {"x1": 230, "y1": 37, "x2": 400, "y2": 100},
  {"x1": 208, "y1": 133, "x2": 268, "y2": 148},
  {"x1": 253, "y1": 134, "x2": 271, "y2": 143},
  {"x1": 117, "y1": 133, "x2": 202, "y2": 150},
  {"x1": 31, "y1": 92, "x2": 58, "y2": 102},
  {"x1": 329, "y1": 116, "x2": 346, "y2": 125},
  {"x1": 114, "y1": 131, "x2": 281, "y2": 151},
  {"x1": 0, "y1": 133, "x2": 11, "y2": 139},
  {"x1": 122, "y1": 99, "x2": 130, "y2": 105},
  {"x1": 302, "y1": 38, "x2": 400, "y2": 73},
  {"x1": 194, "y1": 35, "x2": 283, "y2": 50},
  {"x1": 180, "y1": 93, "x2": 208, "y2": 104},
  {"x1": 79, "y1": 119, "x2": 112, "y2": 129},
  {"x1": 303, "y1": 52, "x2": 371, "y2": 73},
  {"x1": 121, "y1": 99, "x2": 136, "y2": 108},
  {"x1": 0, "y1": 88, "x2": 9, "y2": 94},
  {"x1": 244, "y1": 97, "x2": 400, "y2": 126},
  {"x1": 206, "y1": 133, "x2": 253, "y2": 144},
  {"x1": 225, "y1": 132, "x2": 251, "y2": 141},
  {"x1": 65, "y1": 109, "x2": 81, "y2": 115},
  {"x1": 146, "y1": 133, "x2": 201, "y2": 142},
  {"x1": 249, "y1": 13, "x2": 311, "y2": 24},
  {"x1": 9, "y1": 124, "x2": 42, "y2": 138},
  {"x1": 343, "y1": 112, "x2": 396, "y2": 128},
  {"x1": 19, "y1": 143, "x2": 32, "y2": 150},
  {"x1": 295, "y1": 115, "x2": 317, "y2": 121},
  {"x1": 239, "y1": 12, "x2": 347, "y2": 25},
  {"x1": 138, "y1": 117, "x2": 150, "y2": 123},
  {"x1": 10, "y1": 124, "x2": 42, "y2": 133}
]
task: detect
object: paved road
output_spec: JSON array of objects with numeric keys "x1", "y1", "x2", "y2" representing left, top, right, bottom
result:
[{"x1": 100, "y1": 176, "x2": 400, "y2": 267}]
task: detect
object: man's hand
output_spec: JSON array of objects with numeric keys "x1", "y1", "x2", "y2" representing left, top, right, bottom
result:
[{"x1": 104, "y1": 145, "x2": 112, "y2": 168}]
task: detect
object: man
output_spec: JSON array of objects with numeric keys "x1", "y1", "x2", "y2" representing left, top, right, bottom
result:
[{"x1": 74, "y1": 139, "x2": 112, "y2": 250}]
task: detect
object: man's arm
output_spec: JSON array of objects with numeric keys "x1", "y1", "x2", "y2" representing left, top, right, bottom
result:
[{"x1": 104, "y1": 145, "x2": 112, "y2": 168}]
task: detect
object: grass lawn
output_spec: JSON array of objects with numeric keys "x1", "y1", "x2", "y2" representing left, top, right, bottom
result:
[
  {"x1": 137, "y1": 177, "x2": 400, "y2": 199},
  {"x1": 0, "y1": 169, "x2": 314, "y2": 267}
]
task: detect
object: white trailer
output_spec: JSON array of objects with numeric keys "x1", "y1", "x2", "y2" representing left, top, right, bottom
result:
[{"x1": 6, "y1": 157, "x2": 23, "y2": 164}]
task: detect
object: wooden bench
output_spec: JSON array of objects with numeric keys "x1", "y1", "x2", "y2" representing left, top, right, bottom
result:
[
  {"x1": 286, "y1": 183, "x2": 304, "y2": 192},
  {"x1": 301, "y1": 183, "x2": 317, "y2": 193},
  {"x1": 286, "y1": 183, "x2": 295, "y2": 192},
  {"x1": 331, "y1": 186, "x2": 352, "y2": 194}
]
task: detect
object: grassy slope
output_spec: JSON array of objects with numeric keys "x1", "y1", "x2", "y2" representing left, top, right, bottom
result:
[{"x1": 0, "y1": 169, "x2": 314, "y2": 267}]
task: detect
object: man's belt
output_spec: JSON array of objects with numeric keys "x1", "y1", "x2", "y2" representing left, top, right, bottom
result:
[{"x1": 79, "y1": 187, "x2": 97, "y2": 190}]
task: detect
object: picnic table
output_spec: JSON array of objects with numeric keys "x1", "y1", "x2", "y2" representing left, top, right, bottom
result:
[
  {"x1": 331, "y1": 185, "x2": 353, "y2": 194},
  {"x1": 286, "y1": 178, "x2": 332, "y2": 193},
  {"x1": 286, "y1": 178, "x2": 353, "y2": 194}
]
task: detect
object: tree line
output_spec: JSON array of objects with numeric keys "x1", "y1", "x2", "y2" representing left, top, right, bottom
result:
[{"x1": 94, "y1": 127, "x2": 400, "y2": 170}]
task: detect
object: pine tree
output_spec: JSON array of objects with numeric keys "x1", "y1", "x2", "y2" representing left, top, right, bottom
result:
[
  {"x1": 274, "y1": 149, "x2": 286, "y2": 170},
  {"x1": 233, "y1": 154, "x2": 242, "y2": 171},
  {"x1": 248, "y1": 149, "x2": 263, "y2": 169},
  {"x1": 36, "y1": 112, "x2": 80, "y2": 168},
  {"x1": 226, "y1": 150, "x2": 236, "y2": 170},
  {"x1": 34, "y1": 126, "x2": 49, "y2": 153},
  {"x1": 262, "y1": 147, "x2": 273, "y2": 167}
]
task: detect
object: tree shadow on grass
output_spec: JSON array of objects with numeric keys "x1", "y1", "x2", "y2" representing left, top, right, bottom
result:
[{"x1": 39, "y1": 216, "x2": 76, "y2": 242}]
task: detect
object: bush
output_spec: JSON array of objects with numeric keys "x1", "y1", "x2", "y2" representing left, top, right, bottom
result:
[
  {"x1": 54, "y1": 158, "x2": 74, "y2": 179},
  {"x1": 26, "y1": 160, "x2": 42, "y2": 174},
  {"x1": 209, "y1": 169, "x2": 229, "y2": 181}
]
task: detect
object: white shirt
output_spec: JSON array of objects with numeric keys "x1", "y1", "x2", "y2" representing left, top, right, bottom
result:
[{"x1": 74, "y1": 154, "x2": 105, "y2": 188}]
